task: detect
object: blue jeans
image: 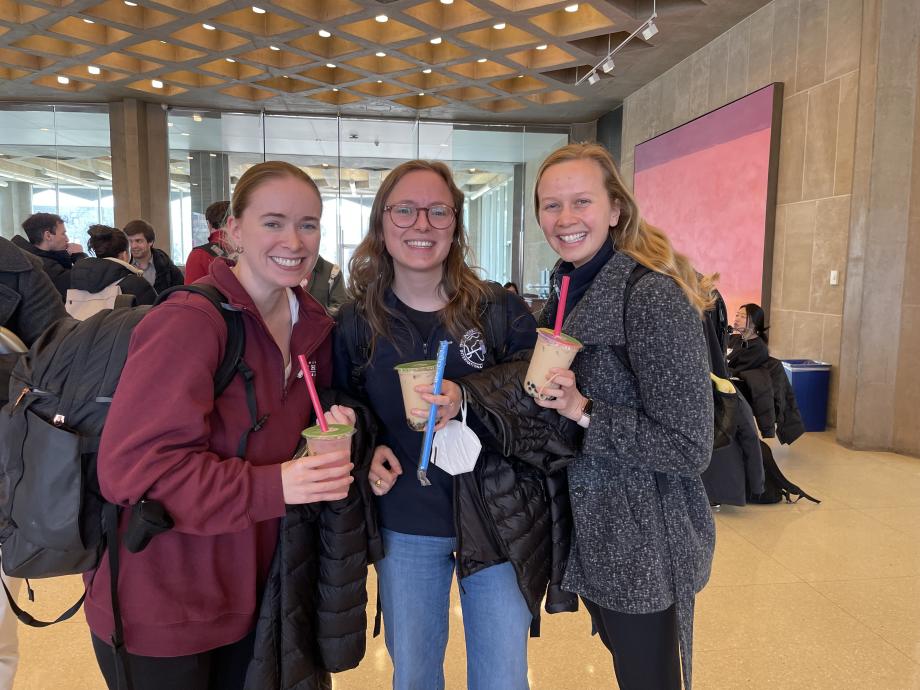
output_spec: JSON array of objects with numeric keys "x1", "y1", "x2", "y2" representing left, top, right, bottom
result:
[{"x1": 376, "y1": 529, "x2": 532, "y2": 690}]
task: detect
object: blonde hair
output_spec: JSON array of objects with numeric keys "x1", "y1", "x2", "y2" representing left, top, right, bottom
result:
[
  {"x1": 348, "y1": 160, "x2": 486, "y2": 351},
  {"x1": 534, "y1": 143, "x2": 714, "y2": 315}
]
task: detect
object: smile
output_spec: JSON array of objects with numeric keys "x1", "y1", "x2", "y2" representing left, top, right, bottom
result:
[
  {"x1": 270, "y1": 256, "x2": 304, "y2": 267},
  {"x1": 406, "y1": 240, "x2": 434, "y2": 248},
  {"x1": 558, "y1": 233, "x2": 587, "y2": 244}
]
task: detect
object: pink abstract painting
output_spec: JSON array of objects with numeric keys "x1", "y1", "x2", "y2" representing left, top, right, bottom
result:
[{"x1": 633, "y1": 84, "x2": 782, "y2": 321}]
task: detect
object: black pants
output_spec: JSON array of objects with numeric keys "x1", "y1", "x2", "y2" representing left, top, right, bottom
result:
[
  {"x1": 582, "y1": 597, "x2": 681, "y2": 690},
  {"x1": 92, "y1": 629, "x2": 255, "y2": 690}
]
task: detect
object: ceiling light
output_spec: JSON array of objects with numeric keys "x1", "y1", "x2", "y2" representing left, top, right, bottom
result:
[
  {"x1": 192, "y1": 113, "x2": 202, "y2": 122},
  {"x1": 430, "y1": 37, "x2": 442, "y2": 45},
  {"x1": 210, "y1": 153, "x2": 217, "y2": 157},
  {"x1": 564, "y1": 3, "x2": 579, "y2": 12},
  {"x1": 326, "y1": 63, "x2": 336, "y2": 68},
  {"x1": 440, "y1": 0, "x2": 453, "y2": 4},
  {"x1": 332, "y1": 87, "x2": 339, "y2": 92},
  {"x1": 202, "y1": 23, "x2": 215, "y2": 30},
  {"x1": 87, "y1": 65, "x2": 101, "y2": 75},
  {"x1": 251, "y1": 6, "x2": 266, "y2": 13},
  {"x1": 57, "y1": 75, "x2": 70, "y2": 84},
  {"x1": 187, "y1": 155, "x2": 193, "y2": 159},
  {"x1": 601, "y1": 56, "x2": 615, "y2": 73},
  {"x1": 40, "y1": 127, "x2": 49, "y2": 132},
  {"x1": 269, "y1": 45, "x2": 280, "y2": 51},
  {"x1": 123, "y1": 1, "x2": 137, "y2": 5},
  {"x1": 587, "y1": 71, "x2": 600, "y2": 85},
  {"x1": 477, "y1": 58, "x2": 487, "y2": 63},
  {"x1": 422, "y1": 68, "x2": 432, "y2": 74},
  {"x1": 469, "y1": 168, "x2": 476, "y2": 173},
  {"x1": 418, "y1": 92, "x2": 425, "y2": 96},
  {"x1": 536, "y1": 44, "x2": 547, "y2": 50},
  {"x1": 322, "y1": 163, "x2": 330, "y2": 168},
  {"x1": 440, "y1": 142, "x2": 449, "y2": 147},
  {"x1": 159, "y1": 40, "x2": 167, "y2": 44},
  {"x1": 493, "y1": 22, "x2": 506, "y2": 30},
  {"x1": 151, "y1": 79, "x2": 163, "y2": 88},
  {"x1": 181, "y1": 132, "x2": 190, "y2": 136},
  {"x1": 376, "y1": 79, "x2": 383, "y2": 83},
  {"x1": 225, "y1": 57, "x2": 236, "y2": 62},
  {"x1": 318, "y1": 29, "x2": 331, "y2": 38},
  {"x1": 375, "y1": 14, "x2": 388, "y2": 23},
  {"x1": 83, "y1": 18, "x2": 94, "y2": 23},
  {"x1": 641, "y1": 20, "x2": 658, "y2": 41},
  {"x1": 167, "y1": 122, "x2": 173, "y2": 127},
  {"x1": 376, "y1": 51, "x2": 386, "y2": 57}
]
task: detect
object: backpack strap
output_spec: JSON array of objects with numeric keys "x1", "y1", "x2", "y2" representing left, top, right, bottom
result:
[
  {"x1": 611, "y1": 263, "x2": 652, "y2": 374},
  {"x1": 196, "y1": 242, "x2": 225, "y2": 259},
  {"x1": 154, "y1": 284, "x2": 262, "y2": 456}
]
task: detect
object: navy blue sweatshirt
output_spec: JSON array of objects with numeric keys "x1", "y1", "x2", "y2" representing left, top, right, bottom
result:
[{"x1": 334, "y1": 289, "x2": 536, "y2": 537}]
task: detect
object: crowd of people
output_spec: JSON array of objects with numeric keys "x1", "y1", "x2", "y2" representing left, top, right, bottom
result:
[{"x1": 0, "y1": 143, "x2": 789, "y2": 690}]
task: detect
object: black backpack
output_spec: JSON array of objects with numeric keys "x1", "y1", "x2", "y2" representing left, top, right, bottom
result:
[{"x1": 0, "y1": 284, "x2": 259, "y2": 634}]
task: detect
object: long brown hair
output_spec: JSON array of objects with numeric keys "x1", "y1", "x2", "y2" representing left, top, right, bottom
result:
[
  {"x1": 348, "y1": 160, "x2": 486, "y2": 351},
  {"x1": 534, "y1": 143, "x2": 714, "y2": 315}
]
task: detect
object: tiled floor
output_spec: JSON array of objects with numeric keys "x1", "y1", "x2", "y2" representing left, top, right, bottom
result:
[{"x1": 11, "y1": 432, "x2": 920, "y2": 689}]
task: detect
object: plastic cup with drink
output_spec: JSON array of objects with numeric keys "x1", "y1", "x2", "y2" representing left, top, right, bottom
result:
[
  {"x1": 394, "y1": 360, "x2": 437, "y2": 431},
  {"x1": 524, "y1": 274, "x2": 583, "y2": 400}
]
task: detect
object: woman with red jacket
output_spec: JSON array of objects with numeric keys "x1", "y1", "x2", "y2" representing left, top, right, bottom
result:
[{"x1": 87, "y1": 161, "x2": 356, "y2": 689}]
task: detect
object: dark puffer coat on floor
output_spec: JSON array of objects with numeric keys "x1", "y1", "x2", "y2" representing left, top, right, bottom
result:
[{"x1": 244, "y1": 389, "x2": 379, "y2": 690}]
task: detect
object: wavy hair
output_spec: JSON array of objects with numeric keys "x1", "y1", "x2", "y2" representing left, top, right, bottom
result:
[
  {"x1": 348, "y1": 160, "x2": 486, "y2": 351},
  {"x1": 534, "y1": 143, "x2": 714, "y2": 315}
]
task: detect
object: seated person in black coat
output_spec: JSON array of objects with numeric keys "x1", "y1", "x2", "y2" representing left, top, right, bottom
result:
[
  {"x1": 727, "y1": 302, "x2": 770, "y2": 374},
  {"x1": 69, "y1": 225, "x2": 157, "y2": 307}
]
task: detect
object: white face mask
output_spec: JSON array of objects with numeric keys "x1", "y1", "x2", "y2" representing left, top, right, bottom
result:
[{"x1": 431, "y1": 396, "x2": 481, "y2": 476}]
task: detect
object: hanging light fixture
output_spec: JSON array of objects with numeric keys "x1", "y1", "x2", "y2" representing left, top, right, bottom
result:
[{"x1": 577, "y1": 0, "x2": 657, "y2": 86}]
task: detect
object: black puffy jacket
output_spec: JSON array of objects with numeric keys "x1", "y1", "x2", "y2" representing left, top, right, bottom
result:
[
  {"x1": 244, "y1": 389, "x2": 379, "y2": 690},
  {"x1": 734, "y1": 358, "x2": 806, "y2": 444},
  {"x1": 336, "y1": 292, "x2": 579, "y2": 631}
]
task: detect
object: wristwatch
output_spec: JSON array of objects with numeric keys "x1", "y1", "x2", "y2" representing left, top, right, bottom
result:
[{"x1": 577, "y1": 397, "x2": 593, "y2": 429}]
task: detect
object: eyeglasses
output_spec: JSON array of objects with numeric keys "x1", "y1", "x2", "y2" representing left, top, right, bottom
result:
[{"x1": 384, "y1": 204, "x2": 456, "y2": 229}]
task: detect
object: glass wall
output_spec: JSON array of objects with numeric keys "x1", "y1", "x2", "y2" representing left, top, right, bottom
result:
[
  {"x1": 0, "y1": 104, "x2": 113, "y2": 251},
  {"x1": 167, "y1": 110, "x2": 569, "y2": 288}
]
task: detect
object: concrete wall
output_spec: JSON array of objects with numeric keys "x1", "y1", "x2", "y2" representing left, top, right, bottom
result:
[{"x1": 620, "y1": 0, "x2": 862, "y2": 426}]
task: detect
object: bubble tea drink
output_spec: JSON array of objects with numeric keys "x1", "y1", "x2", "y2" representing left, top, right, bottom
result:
[
  {"x1": 298, "y1": 423, "x2": 356, "y2": 459},
  {"x1": 395, "y1": 361, "x2": 437, "y2": 431},
  {"x1": 524, "y1": 328, "x2": 583, "y2": 401}
]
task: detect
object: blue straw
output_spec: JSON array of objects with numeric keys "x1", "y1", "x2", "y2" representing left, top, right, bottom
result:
[{"x1": 417, "y1": 340, "x2": 450, "y2": 486}]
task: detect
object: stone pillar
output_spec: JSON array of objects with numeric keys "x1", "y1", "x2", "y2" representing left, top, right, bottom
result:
[
  {"x1": 837, "y1": 0, "x2": 920, "y2": 455},
  {"x1": 109, "y1": 99, "x2": 171, "y2": 250}
]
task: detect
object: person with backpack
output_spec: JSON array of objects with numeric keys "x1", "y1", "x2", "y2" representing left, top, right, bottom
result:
[
  {"x1": 184, "y1": 200, "x2": 233, "y2": 284},
  {"x1": 84, "y1": 161, "x2": 359, "y2": 690},
  {"x1": 66, "y1": 225, "x2": 157, "y2": 318},
  {"x1": 123, "y1": 219, "x2": 184, "y2": 293},
  {"x1": 531, "y1": 143, "x2": 715, "y2": 689},
  {"x1": 334, "y1": 160, "x2": 575, "y2": 690}
]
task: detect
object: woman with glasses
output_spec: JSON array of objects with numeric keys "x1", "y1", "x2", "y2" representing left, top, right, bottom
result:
[{"x1": 334, "y1": 160, "x2": 570, "y2": 690}]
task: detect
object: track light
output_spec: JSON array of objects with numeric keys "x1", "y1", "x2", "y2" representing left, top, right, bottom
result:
[
  {"x1": 641, "y1": 20, "x2": 658, "y2": 41},
  {"x1": 587, "y1": 71, "x2": 599, "y2": 86},
  {"x1": 601, "y1": 57, "x2": 615, "y2": 73}
]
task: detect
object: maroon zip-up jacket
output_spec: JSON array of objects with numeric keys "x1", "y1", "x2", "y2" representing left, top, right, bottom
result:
[{"x1": 85, "y1": 258, "x2": 334, "y2": 657}]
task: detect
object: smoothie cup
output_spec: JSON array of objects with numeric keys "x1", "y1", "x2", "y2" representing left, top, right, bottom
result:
[
  {"x1": 298, "y1": 423, "x2": 356, "y2": 460},
  {"x1": 524, "y1": 328, "x2": 583, "y2": 401},
  {"x1": 395, "y1": 360, "x2": 437, "y2": 431}
]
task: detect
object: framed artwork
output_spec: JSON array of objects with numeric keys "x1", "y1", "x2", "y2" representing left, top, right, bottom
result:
[{"x1": 633, "y1": 83, "x2": 784, "y2": 321}]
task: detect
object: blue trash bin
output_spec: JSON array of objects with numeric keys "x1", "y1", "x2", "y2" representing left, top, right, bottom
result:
[{"x1": 781, "y1": 360, "x2": 831, "y2": 432}]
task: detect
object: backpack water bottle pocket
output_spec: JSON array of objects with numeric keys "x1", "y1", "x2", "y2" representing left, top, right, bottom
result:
[{"x1": 11, "y1": 409, "x2": 88, "y2": 553}]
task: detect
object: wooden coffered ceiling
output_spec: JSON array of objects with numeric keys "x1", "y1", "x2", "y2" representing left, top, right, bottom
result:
[{"x1": 0, "y1": 0, "x2": 771, "y2": 122}]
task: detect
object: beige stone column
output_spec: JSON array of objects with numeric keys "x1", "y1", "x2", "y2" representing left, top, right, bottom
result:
[
  {"x1": 837, "y1": 0, "x2": 920, "y2": 454},
  {"x1": 108, "y1": 99, "x2": 171, "y2": 250}
]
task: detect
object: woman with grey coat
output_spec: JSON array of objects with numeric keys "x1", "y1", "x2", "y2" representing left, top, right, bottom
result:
[{"x1": 532, "y1": 143, "x2": 715, "y2": 689}]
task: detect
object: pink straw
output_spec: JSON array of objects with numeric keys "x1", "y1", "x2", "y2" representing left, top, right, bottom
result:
[
  {"x1": 297, "y1": 354, "x2": 328, "y2": 432},
  {"x1": 554, "y1": 275, "x2": 571, "y2": 337}
]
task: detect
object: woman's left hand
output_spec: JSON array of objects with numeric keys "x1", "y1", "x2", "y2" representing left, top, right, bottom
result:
[
  {"x1": 324, "y1": 404, "x2": 357, "y2": 428},
  {"x1": 534, "y1": 367, "x2": 587, "y2": 423},
  {"x1": 414, "y1": 379, "x2": 462, "y2": 432}
]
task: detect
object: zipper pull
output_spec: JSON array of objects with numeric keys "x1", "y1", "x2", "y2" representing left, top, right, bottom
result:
[{"x1": 13, "y1": 387, "x2": 29, "y2": 409}]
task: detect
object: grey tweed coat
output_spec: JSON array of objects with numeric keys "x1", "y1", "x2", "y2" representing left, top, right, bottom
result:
[{"x1": 540, "y1": 250, "x2": 715, "y2": 689}]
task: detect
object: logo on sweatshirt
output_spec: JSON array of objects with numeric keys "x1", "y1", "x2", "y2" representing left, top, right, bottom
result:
[{"x1": 459, "y1": 328, "x2": 486, "y2": 369}]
